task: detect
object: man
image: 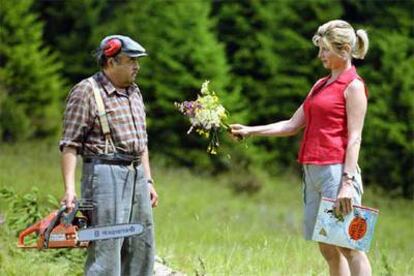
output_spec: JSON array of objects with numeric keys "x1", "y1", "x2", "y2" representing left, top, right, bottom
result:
[{"x1": 59, "y1": 34, "x2": 158, "y2": 276}]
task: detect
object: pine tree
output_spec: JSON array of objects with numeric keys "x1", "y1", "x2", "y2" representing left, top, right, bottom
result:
[
  {"x1": 213, "y1": 0, "x2": 343, "y2": 168},
  {"x1": 34, "y1": 0, "x2": 114, "y2": 83},
  {"x1": 93, "y1": 0, "x2": 244, "y2": 168},
  {"x1": 213, "y1": 0, "x2": 413, "y2": 197},
  {"x1": 0, "y1": 0, "x2": 65, "y2": 141},
  {"x1": 342, "y1": 0, "x2": 414, "y2": 198}
]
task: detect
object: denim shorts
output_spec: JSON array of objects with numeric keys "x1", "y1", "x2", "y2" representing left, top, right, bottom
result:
[{"x1": 302, "y1": 164, "x2": 363, "y2": 240}]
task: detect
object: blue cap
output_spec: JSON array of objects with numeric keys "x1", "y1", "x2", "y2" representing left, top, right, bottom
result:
[{"x1": 99, "y1": 35, "x2": 147, "y2": 57}]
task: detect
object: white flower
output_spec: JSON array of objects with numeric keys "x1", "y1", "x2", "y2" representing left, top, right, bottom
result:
[
  {"x1": 201, "y1": 80, "x2": 210, "y2": 95},
  {"x1": 176, "y1": 80, "x2": 229, "y2": 154}
]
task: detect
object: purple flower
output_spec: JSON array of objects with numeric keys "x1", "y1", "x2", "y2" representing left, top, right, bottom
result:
[{"x1": 176, "y1": 101, "x2": 202, "y2": 117}]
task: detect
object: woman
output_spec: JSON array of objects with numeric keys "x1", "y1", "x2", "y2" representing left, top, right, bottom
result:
[{"x1": 231, "y1": 20, "x2": 371, "y2": 276}]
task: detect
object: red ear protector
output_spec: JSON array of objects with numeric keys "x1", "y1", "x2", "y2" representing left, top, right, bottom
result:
[{"x1": 103, "y1": 38, "x2": 122, "y2": 57}]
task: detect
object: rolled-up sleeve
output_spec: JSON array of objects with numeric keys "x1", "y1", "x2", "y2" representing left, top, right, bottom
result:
[{"x1": 59, "y1": 81, "x2": 93, "y2": 153}]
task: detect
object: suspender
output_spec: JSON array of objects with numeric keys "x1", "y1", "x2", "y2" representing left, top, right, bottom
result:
[{"x1": 88, "y1": 77, "x2": 116, "y2": 154}]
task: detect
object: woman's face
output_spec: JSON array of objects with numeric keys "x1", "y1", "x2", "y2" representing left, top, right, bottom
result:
[{"x1": 317, "y1": 41, "x2": 347, "y2": 70}]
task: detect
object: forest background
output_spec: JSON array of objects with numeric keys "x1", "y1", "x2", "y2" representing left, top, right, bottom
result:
[
  {"x1": 0, "y1": 0, "x2": 413, "y2": 197},
  {"x1": 0, "y1": 0, "x2": 413, "y2": 275}
]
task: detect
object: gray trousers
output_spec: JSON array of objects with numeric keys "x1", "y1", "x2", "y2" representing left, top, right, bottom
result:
[{"x1": 81, "y1": 162, "x2": 154, "y2": 276}]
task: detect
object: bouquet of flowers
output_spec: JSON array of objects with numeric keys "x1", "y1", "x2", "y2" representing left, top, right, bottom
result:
[{"x1": 175, "y1": 81, "x2": 229, "y2": 154}]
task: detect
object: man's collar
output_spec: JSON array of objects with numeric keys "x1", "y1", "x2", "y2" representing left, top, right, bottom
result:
[
  {"x1": 95, "y1": 72, "x2": 138, "y2": 96},
  {"x1": 96, "y1": 72, "x2": 117, "y2": 95}
]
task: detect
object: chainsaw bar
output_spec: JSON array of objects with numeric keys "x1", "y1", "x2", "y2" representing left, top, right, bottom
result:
[{"x1": 77, "y1": 223, "x2": 144, "y2": 241}]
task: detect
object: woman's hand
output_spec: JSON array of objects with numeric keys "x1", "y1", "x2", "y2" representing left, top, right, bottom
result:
[
  {"x1": 230, "y1": 124, "x2": 251, "y2": 138},
  {"x1": 335, "y1": 180, "x2": 355, "y2": 215}
]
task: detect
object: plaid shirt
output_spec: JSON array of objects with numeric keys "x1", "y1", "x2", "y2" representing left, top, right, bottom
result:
[{"x1": 60, "y1": 72, "x2": 148, "y2": 156}]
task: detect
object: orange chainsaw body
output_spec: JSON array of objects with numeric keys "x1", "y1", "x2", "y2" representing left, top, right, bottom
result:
[{"x1": 17, "y1": 203, "x2": 91, "y2": 249}]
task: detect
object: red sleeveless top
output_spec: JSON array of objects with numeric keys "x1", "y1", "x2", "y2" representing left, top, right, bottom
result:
[{"x1": 298, "y1": 66, "x2": 367, "y2": 164}]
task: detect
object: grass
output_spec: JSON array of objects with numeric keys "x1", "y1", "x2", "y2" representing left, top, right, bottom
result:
[{"x1": 0, "y1": 141, "x2": 413, "y2": 275}]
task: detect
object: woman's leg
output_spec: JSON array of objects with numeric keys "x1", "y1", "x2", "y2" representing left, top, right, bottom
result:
[
  {"x1": 338, "y1": 247, "x2": 372, "y2": 276},
  {"x1": 319, "y1": 243, "x2": 350, "y2": 276}
]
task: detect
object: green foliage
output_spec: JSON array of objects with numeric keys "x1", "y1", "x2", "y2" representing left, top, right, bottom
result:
[
  {"x1": 213, "y1": 0, "x2": 413, "y2": 197},
  {"x1": 154, "y1": 163, "x2": 414, "y2": 275},
  {"x1": 342, "y1": 0, "x2": 414, "y2": 198},
  {"x1": 213, "y1": 0, "x2": 343, "y2": 169},
  {"x1": 360, "y1": 30, "x2": 414, "y2": 198},
  {"x1": 0, "y1": 0, "x2": 65, "y2": 141},
  {"x1": 0, "y1": 187, "x2": 58, "y2": 235},
  {"x1": 92, "y1": 0, "x2": 246, "y2": 170},
  {"x1": 226, "y1": 170, "x2": 262, "y2": 195},
  {"x1": 0, "y1": 142, "x2": 413, "y2": 274},
  {"x1": 0, "y1": 187, "x2": 84, "y2": 275},
  {"x1": 5, "y1": 0, "x2": 409, "y2": 197},
  {"x1": 34, "y1": 0, "x2": 113, "y2": 83},
  {"x1": 0, "y1": 97, "x2": 31, "y2": 141}
]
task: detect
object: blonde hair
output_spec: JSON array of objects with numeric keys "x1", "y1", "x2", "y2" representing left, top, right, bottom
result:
[{"x1": 312, "y1": 20, "x2": 369, "y2": 59}]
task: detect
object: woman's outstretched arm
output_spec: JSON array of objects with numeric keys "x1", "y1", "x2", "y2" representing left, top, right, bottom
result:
[{"x1": 230, "y1": 105, "x2": 305, "y2": 137}]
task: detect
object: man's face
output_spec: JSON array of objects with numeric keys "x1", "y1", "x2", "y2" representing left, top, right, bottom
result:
[{"x1": 109, "y1": 54, "x2": 140, "y2": 87}]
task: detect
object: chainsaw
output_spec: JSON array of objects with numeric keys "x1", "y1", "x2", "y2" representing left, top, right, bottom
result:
[{"x1": 17, "y1": 201, "x2": 143, "y2": 249}]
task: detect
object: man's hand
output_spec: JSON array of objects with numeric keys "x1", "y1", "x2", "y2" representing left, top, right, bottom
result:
[
  {"x1": 61, "y1": 190, "x2": 77, "y2": 211},
  {"x1": 149, "y1": 184, "x2": 158, "y2": 208},
  {"x1": 335, "y1": 180, "x2": 355, "y2": 216}
]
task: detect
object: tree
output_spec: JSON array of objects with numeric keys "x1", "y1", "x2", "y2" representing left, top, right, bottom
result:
[
  {"x1": 212, "y1": 0, "x2": 343, "y2": 169},
  {"x1": 0, "y1": 0, "x2": 65, "y2": 141},
  {"x1": 212, "y1": 0, "x2": 413, "y2": 197},
  {"x1": 35, "y1": 0, "x2": 115, "y2": 84},
  {"x1": 342, "y1": 0, "x2": 414, "y2": 198},
  {"x1": 93, "y1": 0, "x2": 245, "y2": 169}
]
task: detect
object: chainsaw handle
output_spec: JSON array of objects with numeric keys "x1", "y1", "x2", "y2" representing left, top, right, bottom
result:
[
  {"x1": 43, "y1": 204, "x2": 71, "y2": 248},
  {"x1": 17, "y1": 221, "x2": 41, "y2": 248},
  {"x1": 62, "y1": 201, "x2": 80, "y2": 225}
]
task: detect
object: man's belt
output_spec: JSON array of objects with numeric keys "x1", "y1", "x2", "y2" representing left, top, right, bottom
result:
[{"x1": 83, "y1": 154, "x2": 141, "y2": 167}]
